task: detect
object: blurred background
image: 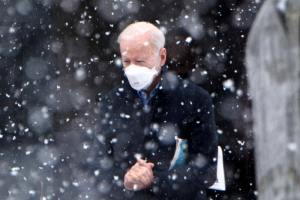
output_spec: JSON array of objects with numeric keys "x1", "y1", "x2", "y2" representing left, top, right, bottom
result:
[{"x1": 0, "y1": 0, "x2": 261, "y2": 199}]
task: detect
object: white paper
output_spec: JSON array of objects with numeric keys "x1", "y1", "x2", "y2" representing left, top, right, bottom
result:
[{"x1": 209, "y1": 146, "x2": 226, "y2": 191}]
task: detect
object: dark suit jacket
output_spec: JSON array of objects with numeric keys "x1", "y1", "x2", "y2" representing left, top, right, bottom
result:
[{"x1": 89, "y1": 68, "x2": 218, "y2": 200}]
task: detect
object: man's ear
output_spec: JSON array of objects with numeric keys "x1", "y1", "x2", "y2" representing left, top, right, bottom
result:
[{"x1": 159, "y1": 48, "x2": 167, "y2": 66}]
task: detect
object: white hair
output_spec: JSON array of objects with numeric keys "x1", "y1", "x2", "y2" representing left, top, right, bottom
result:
[{"x1": 117, "y1": 21, "x2": 165, "y2": 54}]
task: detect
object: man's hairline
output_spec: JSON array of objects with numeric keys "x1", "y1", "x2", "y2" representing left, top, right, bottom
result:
[
  {"x1": 117, "y1": 24, "x2": 165, "y2": 55},
  {"x1": 118, "y1": 37, "x2": 162, "y2": 56}
]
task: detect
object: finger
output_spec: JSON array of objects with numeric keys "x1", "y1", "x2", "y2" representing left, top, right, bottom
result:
[
  {"x1": 138, "y1": 175, "x2": 150, "y2": 186},
  {"x1": 132, "y1": 162, "x2": 140, "y2": 169},
  {"x1": 126, "y1": 161, "x2": 154, "y2": 189},
  {"x1": 148, "y1": 162, "x2": 154, "y2": 168},
  {"x1": 124, "y1": 179, "x2": 139, "y2": 191},
  {"x1": 127, "y1": 164, "x2": 148, "y2": 182},
  {"x1": 127, "y1": 171, "x2": 140, "y2": 182},
  {"x1": 137, "y1": 158, "x2": 154, "y2": 170},
  {"x1": 124, "y1": 172, "x2": 137, "y2": 190},
  {"x1": 129, "y1": 167, "x2": 151, "y2": 184},
  {"x1": 136, "y1": 158, "x2": 147, "y2": 166},
  {"x1": 132, "y1": 167, "x2": 149, "y2": 180},
  {"x1": 139, "y1": 166, "x2": 152, "y2": 178},
  {"x1": 127, "y1": 172, "x2": 148, "y2": 187},
  {"x1": 137, "y1": 167, "x2": 153, "y2": 185},
  {"x1": 130, "y1": 163, "x2": 142, "y2": 173}
]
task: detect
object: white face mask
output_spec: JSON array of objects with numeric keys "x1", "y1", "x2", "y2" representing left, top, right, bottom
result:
[{"x1": 124, "y1": 64, "x2": 159, "y2": 90}]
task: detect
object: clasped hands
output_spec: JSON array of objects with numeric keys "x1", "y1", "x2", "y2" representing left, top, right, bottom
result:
[{"x1": 124, "y1": 158, "x2": 154, "y2": 191}]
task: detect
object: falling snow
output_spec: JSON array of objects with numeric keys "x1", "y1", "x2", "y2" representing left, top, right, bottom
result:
[{"x1": 0, "y1": 0, "x2": 260, "y2": 199}]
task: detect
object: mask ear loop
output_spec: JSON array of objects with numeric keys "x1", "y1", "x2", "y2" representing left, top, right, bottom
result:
[{"x1": 152, "y1": 56, "x2": 162, "y2": 76}]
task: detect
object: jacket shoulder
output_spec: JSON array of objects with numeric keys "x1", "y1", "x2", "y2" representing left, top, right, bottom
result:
[{"x1": 162, "y1": 70, "x2": 211, "y2": 100}]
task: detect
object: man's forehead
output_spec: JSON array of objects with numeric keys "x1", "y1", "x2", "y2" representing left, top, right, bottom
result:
[
  {"x1": 120, "y1": 40, "x2": 153, "y2": 55},
  {"x1": 121, "y1": 38, "x2": 151, "y2": 48},
  {"x1": 121, "y1": 51, "x2": 128, "y2": 56}
]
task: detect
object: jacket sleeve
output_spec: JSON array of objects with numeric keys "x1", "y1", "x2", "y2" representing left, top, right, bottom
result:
[{"x1": 151, "y1": 91, "x2": 218, "y2": 198}]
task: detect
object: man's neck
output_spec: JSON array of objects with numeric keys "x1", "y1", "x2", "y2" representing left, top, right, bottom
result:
[{"x1": 142, "y1": 72, "x2": 162, "y2": 99}]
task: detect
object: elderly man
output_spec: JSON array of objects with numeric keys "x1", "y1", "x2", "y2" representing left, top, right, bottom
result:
[{"x1": 89, "y1": 21, "x2": 218, "y2": 200}]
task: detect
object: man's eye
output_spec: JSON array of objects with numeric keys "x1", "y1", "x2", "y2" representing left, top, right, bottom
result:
[{"x1": 137, "y1": 60, "x2": 144, "y2": 63}]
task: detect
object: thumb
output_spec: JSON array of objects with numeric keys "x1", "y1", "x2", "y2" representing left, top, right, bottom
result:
[{"x1": 137, "y1": 158, "x2": 154, "y2": 169}]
